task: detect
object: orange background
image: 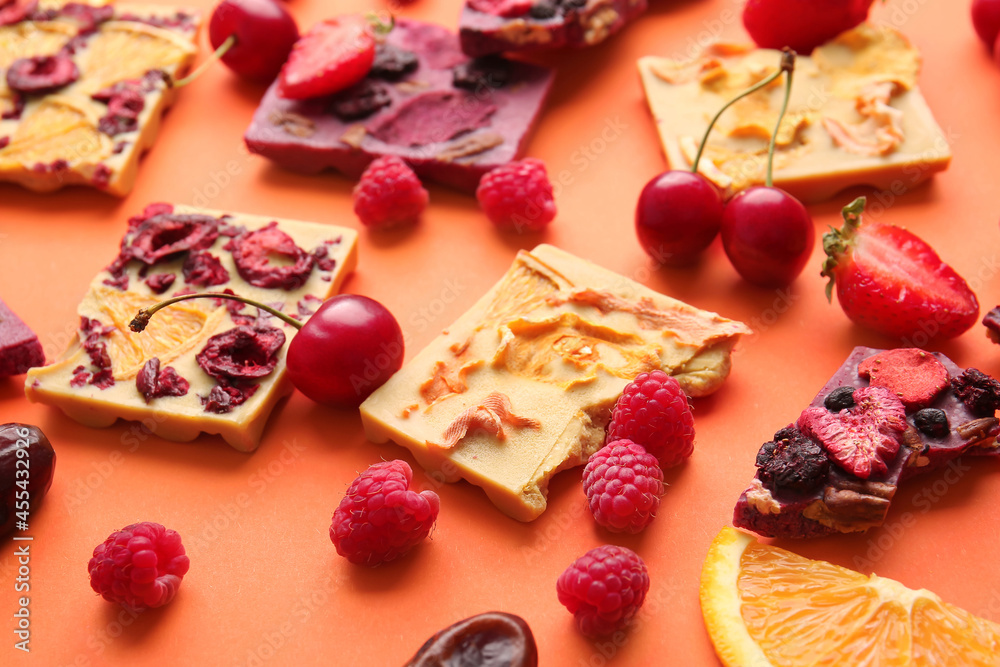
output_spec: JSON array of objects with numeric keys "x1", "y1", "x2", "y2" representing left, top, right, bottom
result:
[{"x1": 3, "y1": 0, "x2": 1000, "y2": 664}]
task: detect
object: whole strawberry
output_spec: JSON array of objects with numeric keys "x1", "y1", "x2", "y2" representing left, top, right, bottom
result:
[
  {"x1": 743, "y1": 0, "x2": 875, "y2": 54},
  {"x1": 821, "y1": 197, "x2": 979, "y2": 341}
]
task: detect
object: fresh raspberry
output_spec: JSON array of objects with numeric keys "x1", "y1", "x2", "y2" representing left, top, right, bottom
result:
[
  {"x1": 476, "y1": 158, "x2": 556, "y2": 233},
  {"x1": 607, "y1": 370, "x2": 695, "y2": 468},
  {"x1": 556, "y1": 545, "x2": 649, "y2": 637},
  {"x1": 582, "y1": 439, "x2": 664, "y2": 533},
  {"x1": 87, "y1": 522, "x2": 190, "y2": 611},
  {"x1": 330, "y1": 460, "x2": 440, "y2": 566},
  {"x1": 352, "y1": 156, "x2": 428, "y2": 229}
]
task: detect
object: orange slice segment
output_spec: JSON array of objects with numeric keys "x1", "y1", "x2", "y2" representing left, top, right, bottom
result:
[
  {"x1": 72, "y1": 21, "x2": 194, "y2": 93},
  {"x1": 87, "y1": 287, "x2": 226, "y2": 380},
  {"x1": 0, "y1": 96, "x2": 112, "y2": 168},
  {"x1": 0, "y1": 21, "x2": 78, "y2": 69},
  {"x1": 700, "y1": 526, "x2": 1000, "y2": 666}
]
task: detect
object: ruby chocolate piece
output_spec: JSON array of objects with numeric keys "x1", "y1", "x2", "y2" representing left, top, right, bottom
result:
[
  {"x1": 0, "y1": 299, "x2": 44, "y2": 377},
  {"x1": 733, "y1": 346, "x2": 1000, "y2": 538},
  {"x1": 244, "y1": 19, "x2": 554, "y2": 193},
  {"x1": 458, "y1": 0, "x2": 648, "y2": 57}
]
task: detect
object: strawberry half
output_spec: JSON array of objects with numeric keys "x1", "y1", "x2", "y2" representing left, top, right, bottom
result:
[
  {"x1": 821, "y1": 197, "x2": 980, "y2": 341},
  {"x1": 277, "y1": 15, "x2": 377, "y2": 100}
]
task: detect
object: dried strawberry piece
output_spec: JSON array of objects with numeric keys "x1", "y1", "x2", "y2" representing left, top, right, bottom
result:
[
  {"x1": 201, "y1": 383, "x2": 259, "y2": 414},
  {"x1": 182, "y1": 251, "x2": 230, "y2": 287},
  {"x1": 145, "y1": 273, "x2": 175, "y2": 294},
  {"x1": 136, "y1": 358, "x2": 189, "y2": 403},
  {"x1": 117, "y1": 213, "x2": 221, "y2": 268},
  {"x1": 951, "y1": 368, "x2": 1000, "y2": 417},
  {"x1": 6, "y1": 54, "x2": 79, "y2": 94},
  {"x1": 228, "y1": 222, "x2": 314, "y2": 290},
  {"x1": 797, "y1": 386, "x2": 907, "y2": 479},
  {"x1": 857, "y1": 348, "x2": 949, "y2": 410},
  {"x1": 196, "y1": 326, "x2": 285, "y2": 382}
]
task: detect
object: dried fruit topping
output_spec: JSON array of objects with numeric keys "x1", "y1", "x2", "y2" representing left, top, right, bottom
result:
[
  {"x1": 913, "y1": 408, "x2": 949, "y2": 438},
  {"x1": 857, "y1": 348, "x2": 949, "y2": 410},
  {"x1": 352, "y1": 156, "x2": 428, "y2": 229},
  {"x1": 229, "y1": 222, "x2": 315, "y2": 290},
  {"x1": 556, "y1": 545, "x2": 649, "y2": 637},
  {"x1": 528, "y1": 1, "x2": 558, "y2": 19},
  {"x1": 0, "y1": 423, "x2": 55, "y2": 537},
  {"x1": 5, "y1": 55, "x2": 80, "y2": 94},
  {"x1": 583, "y1": 439, "x2": 664, "y2": 533},
  {"x1": 87, "y1": 521, "x2": 190, "y2": 611},
  {"x1": 823, "y1": 386, "x2": 856, "y2": 412},
  {"x1": 119, "y1": 213, "x2": 221, "y2": 268},
  {"x1": 797, "y1": 386, "x2": 907, "y2": 478},
  {"x1": 201, "y1": 382, "x2": 259, "y2": 413},
  {"x1": 60, "y1": 2, "x2": 114, "y2": 33},
  {"x1": 329, "y1": 79, "x2": 391, "y2": 121},
  {"x1": 468, "y1": 0, "x2": 534, "y2": 18},
  {"x1": 135, "y1": 358, "x2": 189, "y2": 403},
  {"x1": 606, "y1": 370, "x2": 695, "y2": 468},
  {"x1": 984, "y1": 306, "x2": 1000, "y2": 345},
  {"x1": 403, "y1": 612, "x2": 538, "y2": 667},
  {"x1": 755, "y1": 425, "x2": 830, "y2": 494},
  {"x1": 951, "y1": 368, "x2": 1000, "y2": 416},
  {"x1": 278, "y1": 14, "x2": 377, "y2": 100},
  {"x1": 94, "y1": 82, "x2": 145, "y2": 136},
  {"x1": 370, "y1": 43, "x2": 418, "y2": 80},
  {"x1": 0, "y1": 0, "x2": 38, "y2": 27},
  {"x1": 182, "y1": 251, "x2": 230, "y2": 287},
  {"x1": 196, "y1": 325, "x2": 285, "y2": 382},
  {"x1": 453, "y1": 56, "x2": 512, "y2": 91},
  {"x1": 144, "y1": 273, "x2": 176, "y2": 294},
  {"x1": 330, "y1": 460, "x2": 440, "y2": 566},
  {"x1": 77, "y1": 317, "x2": 115, "y2": 389}
]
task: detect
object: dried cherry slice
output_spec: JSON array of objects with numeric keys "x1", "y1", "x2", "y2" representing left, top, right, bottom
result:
[
  {"x1": 196, "y1": 325, "x2": 285, "y2": 381},
  {"x1": 229, "y1": 222, "x2": 315, "y2": 290},
  {"x1": 123, "y1": 213, "x2": 221, "y2": 266},
  {"x1": 182, "y1": 251, "x2": 230, "y2": 287},
  {"x1": 404, "y1": 611, "x2": 538, "y2": 667},
  {"x1": 136, "y1": 358, "x2": 190, "y2": 403},
  {"x1": 6, "y1": 54, "x2": 79, "y2": 94}
]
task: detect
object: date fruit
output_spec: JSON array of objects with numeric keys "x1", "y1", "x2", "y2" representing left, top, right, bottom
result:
[
  {"x1": 404, "y1": 611, "x2": 538, "y2": 667},
  {"x1": 1, "y1": 423, "x2": 56, "y2": 537}
]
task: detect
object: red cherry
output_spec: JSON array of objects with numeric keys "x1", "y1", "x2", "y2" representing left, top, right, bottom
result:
[
  {"x1": 285, "y1": 294, "x2": 404, "y2": 407},
  {"x1": 720, "y1": 186, "x2": 815, "y2": 287},
  {"x1": 974, "y1": 0, "x2": 1000, "y2": 50},
  {"x1": 635, "y1": 171, "x2": 724, "y2": 266},
  {"x1": 209, "y1": 0, "x2": 299, "y2": 82},
  {"x1": 743, "y1": 0, "x2": 874, "y2": 54}
]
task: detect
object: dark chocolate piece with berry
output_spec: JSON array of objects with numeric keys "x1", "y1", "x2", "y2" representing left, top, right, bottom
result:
[{"x1": 734, "y1": 346, "x2": 1000, "y2": 538}]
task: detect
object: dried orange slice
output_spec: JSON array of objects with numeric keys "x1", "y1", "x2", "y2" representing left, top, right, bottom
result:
[
  {"x1": 0, "y1": 20, "x2": 77, "y2": 69},
  {"x1": 0, "y1": 96, "x2": 112, "y2": 168},
  {"x1": 73, "y1": 21, "x2": 194, "y2": 93},
  {"x1": 701, "y1": 526, "x2": 1000, "y2": 666}
]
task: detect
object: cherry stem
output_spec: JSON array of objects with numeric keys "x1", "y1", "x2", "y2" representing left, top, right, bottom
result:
[
  {"x1": 690, "y1": 48, "x2": 794, "y2": 176},
  {"x1": 129, "y1": 292, "x2": 303, "y2": 333},
  {"x1": 366, "y1": 10, "x2": 395, "y2": 35},
  {"x1": 765, "y1": 49, "x2": 796, "y2": 188},
  {"x1": 171, "y1": 34, "x2": 237, "y2": 88}
]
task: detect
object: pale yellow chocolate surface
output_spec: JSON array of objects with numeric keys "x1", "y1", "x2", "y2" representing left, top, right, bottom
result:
[
  {"x1": 0, "y1": 1, "x2": 200, "y2": 195},
  {"x1": 637, "y1": 24, "x2": 951, "y2": 203},
  {"x1": 25, "y1": 205, "x2": 358, "y2": 452},
  {"x1": 360, "y1": 244, "x2": 750, "y2": 521}
]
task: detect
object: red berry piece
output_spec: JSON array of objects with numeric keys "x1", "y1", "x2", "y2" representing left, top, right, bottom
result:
[
  {"x1": 721, "y1": 185, "x2": 815, "y2": 287},
  {"x1": 120, "y1": 213, "x2": 220, "y2": 266},
  {"x1": 136, "y1": 357, "x2": 190, "y2": 403},
  {"x1": 973, "y1": 0, "x2": 1000, "y2": 50},
  {"x1": 607, "y1": 370, "x2": 695, "y2": 468},
  {"x1": 755, "y1": 425, "x2": 829, "y2": 494},
  {"x1": 330, "y1": 460, "x2": 440, "y2": 566},
  {"x1": 797, "y1": 386, "x2": 907, "y2": 479},
  {"x1": 742, "y1": 0, "x2": 874, "y2": 54},
  {"x1": 88, "y1": 522, "x2": 190, "y2": 611},
  {"x1": 0, "y1": 0, "x2": 38, "y2": 28},
  {"x1": 583, "y1": 439, "x2": 664, "y2": 534},
  {"x1": 5, "y1": 54, "x2": 79, "y2": 94},
  {"x1": 951, "y1": 368, "x2": 1000, "y2": 417},
  {"x1": 285, "y1": 294, "x2": 404, "y2": 406},
  {"x1": 635, "y1": 171, "x2": 724, "y2": 266},
  {"x1": 278, "y1": 15, "x2": 376, "y2": 100},
  {"x1": 821, "y1": 197, "x2": 980, "y2": 341},
  {"x1": 468, "y1": 0, "x2": 534, "y2": 18},
  {"x1": 353, "y1": 156, "x2": 429, "y2": 229},
  {"x1": 556, "y1": 545, "x2": 649, "y2": 637},
  {"x1": 857, "y1": 348, "x2": 949, "y2": 410},
  {"x1": 196, "y1": 325, "x2": 285, "y2": 381},
  {"x1": 476, "y1": 158, "x2": 556, "y2": 232},
  {"x1": 229, "y1": 221, "x2": 314, "y2": 290},
  {"x1": 209, "y1": 0, "x2": 300, "y2": 82},
  {"x1": 182, "y1": 251, "x2": 230, "y2": 287}
]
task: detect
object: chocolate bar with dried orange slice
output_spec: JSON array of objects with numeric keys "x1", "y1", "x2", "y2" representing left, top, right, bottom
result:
[
  {"x1": 360, "y1": 244, "x2": 750, "y2": 521},
  {"x1": 733, "y1": 347, "x2": 1000, "y2": 539},
  {"x1": 0, "y1": 0, "x2": 200, "y2": 195},
  {"x1": 24, "y1": 203, "x2": 358, "y2": 451},
  {"x1": 637, "y1": 24, "x2": 950, "y2": 203}
]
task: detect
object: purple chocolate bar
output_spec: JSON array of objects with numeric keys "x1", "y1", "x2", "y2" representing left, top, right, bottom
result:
[
  {"x1": 733, "y1": 347, "x2": 1000, "y2": 539},
  {"x1": 459, "y1": 0, "x2": 648, "y2": 57},
  {"x1": 0, "y1": 299, "x2": 44, "y2": 377},
  {"x1": 244, "y1": 19, "x2": 554, "y2": 193}
]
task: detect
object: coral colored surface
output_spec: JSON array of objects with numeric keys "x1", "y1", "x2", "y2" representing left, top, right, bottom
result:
[{"x1": 2, "y1": 1, "x2": 1000, "y2": 664}]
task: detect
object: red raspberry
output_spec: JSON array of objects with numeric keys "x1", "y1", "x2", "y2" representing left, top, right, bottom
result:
[
  {"x1": 476, "y1": 158, "x2": 556, "y2": 232},
  {"x1": 352, "y1": 156, "x2": 428, "y2": 229},
  {"x1": 330, "y1": 460, "x2": 440, "y2": 566},
  {"x1": 607, "y1": 370, "x2": 695, "y2": 468},
  {"x1": 556, "y1": 545, "x2": 649, "y2": 637},
  {"x1": 583, "y1": 439, "x2": 664, "y2": 533},
  {"x1": 87, "y1": 522, "x2": 190, "y2": 611}
]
